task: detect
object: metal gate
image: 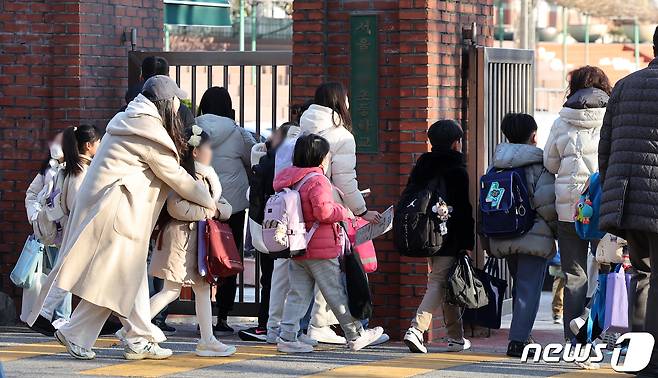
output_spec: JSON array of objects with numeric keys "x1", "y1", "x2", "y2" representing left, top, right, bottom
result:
[
  {"x1": 128, "y1": 51, "x2": 292, "y2": 316},
  {"x1": 466, "y1": 46, "x2": 535, "y2": 312}
]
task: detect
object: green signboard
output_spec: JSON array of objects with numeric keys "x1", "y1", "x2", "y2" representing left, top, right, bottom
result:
[
  {"x1": 349, "y1": 14, "x2": 379, "y2": 154},
  {"x1": 164, "y1": 0, "x2": 231, "y2": 27}
]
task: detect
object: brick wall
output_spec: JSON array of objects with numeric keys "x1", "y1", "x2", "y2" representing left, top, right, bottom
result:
[
  {"x1": 0, "y1": 0, "x2": 163, "y2": 307},
  {"x1": 292, "y1": 0, "x2": 493, "y2": 341}
]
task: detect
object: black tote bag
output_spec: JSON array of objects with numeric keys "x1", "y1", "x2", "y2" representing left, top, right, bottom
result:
[
  {"x1": 341, "y1": 226, "x2": 373, "y2": 321},
  {"x1": 463, "y1": 258, "x2": 508, "y2": 329}
]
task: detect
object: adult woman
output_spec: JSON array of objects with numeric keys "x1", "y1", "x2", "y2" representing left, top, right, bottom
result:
[
  {"x1": 299, "y1": 82, "x2": 382, "y2": 344},
  {"x1": 543, "y1": 66, "x2": 611, "y2": 340},
  {"x1": 196, "y1": 87, "x2": 256, "y2": 334},
  {"x1": 28, "y1": 76, "x2": 216, "y2": 360}
]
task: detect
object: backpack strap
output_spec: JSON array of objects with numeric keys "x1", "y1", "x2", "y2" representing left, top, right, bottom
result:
[{"x1": 293, "y1": 172, "x2": 329, "y2": 191}]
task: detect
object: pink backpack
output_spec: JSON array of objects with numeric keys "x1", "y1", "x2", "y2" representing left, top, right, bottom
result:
[{"x1": 261, "y1": 172, "x2": 322, "y2": 258}]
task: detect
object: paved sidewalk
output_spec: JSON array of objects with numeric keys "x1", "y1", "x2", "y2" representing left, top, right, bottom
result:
[{"x1": 0, "y1": 293, "x2": 622, "y2": 377}]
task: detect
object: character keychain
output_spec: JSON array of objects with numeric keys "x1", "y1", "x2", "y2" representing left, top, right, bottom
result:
[{"x1": 432, "y1": 198, "x2": 452, "y2": 236}]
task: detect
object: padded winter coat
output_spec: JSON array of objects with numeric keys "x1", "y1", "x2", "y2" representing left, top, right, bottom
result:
[
  {"x1": 544, "y1": 87, "x2": 609, "y2": 222},
  {"x1": 300, "y1": 104, "x2": 367, "y2": 216},
  {"x1": 599, "y1": 59, "x2": 658, "y2": 235},
  {"x1": 196, "y1": 114, "x2": 256, "y2": 213},
  {"x1": 273, "y1": 166, "x2": 349, "y2": 260},
  {"x1": 484, "y1": 143, "x2": 558, "y2": 259}
]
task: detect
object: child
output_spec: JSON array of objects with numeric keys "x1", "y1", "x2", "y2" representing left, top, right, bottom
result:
[
  {"x1": 548, "y1": 249, "x2": 565, "y2": 324},
  {"x1": 139, "y1": 125, "x2": 236, "y2": 357},
  {"x1": 273, "y1": 133, "x2": 383, "y2": 353},
  {"x1": 403, "y1": 120, "x2": 474, "y2": 354},
  {"x1": 240, "y1": 122, "x2": 301, "y2": 342},
  {"x1": 484, "y1": 113, "x2": 557, "y2": 357}
]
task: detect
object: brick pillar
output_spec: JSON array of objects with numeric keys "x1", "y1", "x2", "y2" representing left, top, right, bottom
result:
[
  {"x1": 0, "y1": 1, "x2": 163, "y2": 308},
  {"x1": 292, "y1": 0, "x2": 493, "y2": 341}
]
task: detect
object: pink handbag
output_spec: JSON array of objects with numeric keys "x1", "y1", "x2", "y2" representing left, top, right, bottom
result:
[{"x1": 346, "y1": 218, "x2": 377, "y2": 273}]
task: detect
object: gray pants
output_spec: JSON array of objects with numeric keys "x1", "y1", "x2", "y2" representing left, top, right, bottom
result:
[
  {"x1": 623, "y1": 231, "x2": 657, "y2": 364},
  {"x1": 556, "y1": 221, "x2": 597, "y2": 339},
  {"x1": 280, "y1": 258, "x2": 363, "y2": 342}
]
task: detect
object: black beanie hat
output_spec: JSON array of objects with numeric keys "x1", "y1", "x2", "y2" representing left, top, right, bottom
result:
[{"x1": 427, "y1": 119, "x2": 463, "y2": 151}]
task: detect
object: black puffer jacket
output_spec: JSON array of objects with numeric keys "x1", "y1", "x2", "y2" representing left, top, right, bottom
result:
[
  {"x1": 405, "y1": 149, "x2": 475, "y2": 256},
  {"x1": 599, "y1": 59, "x2": 658, "y2": 234}
]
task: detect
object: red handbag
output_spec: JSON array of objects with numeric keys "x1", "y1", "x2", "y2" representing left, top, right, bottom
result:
[
  {"x1": 346, "y1": 218, "x2": 378, "y2": 273},
  {"x1": 205, "y1": 219, "x2": 243, "y2": 284}
]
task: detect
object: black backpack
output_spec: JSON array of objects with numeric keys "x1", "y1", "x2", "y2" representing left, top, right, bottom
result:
[
  {"x1": 445, "y1": 253, "x2": 489, "y2": 309},
  {"x1": 393, "y1": 177, "x2": 449, "y2": 257}
]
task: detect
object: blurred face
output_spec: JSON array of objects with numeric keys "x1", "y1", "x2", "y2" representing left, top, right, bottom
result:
[
  {"x1": 270, "y1": 129, "x2": 284, "y2": 150},
  {"x1": 49, "y1": 132, "x2": 64, "y2": 161},
  {"x1": 451, "y1": 138, "x2": 463, "y2": 152},
  {"x1": 192, "y1": 142, "x2": 212, "y2": 166},
  {"x1": 84, "y1": 139, "x2": 101, "y2": 157},
  {"x1": 173, "y1": 96, "x2": 181, "y2": 111},
  {"x1": 52, "y1": 132, "x2": 63, "y2": 146}
]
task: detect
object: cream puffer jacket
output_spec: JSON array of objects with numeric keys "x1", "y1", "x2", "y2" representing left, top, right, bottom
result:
[
  {"x1": 543, "y1": 87, "x2": 609, "y2": 222},
  {"x1": 299, "y1": 104, "x2": 367, "y2": 216}
]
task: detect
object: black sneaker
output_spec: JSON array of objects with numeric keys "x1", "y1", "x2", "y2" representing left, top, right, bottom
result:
[
  {"x1": 153, "y1": 321, "x2": 176, "y2": 336},
  {"x1": 213, "y1": 319, "x2": 234, "y2": 335},
  {"x1": 507, "y1": 340, "x2": 532, "y2": 358},
  {"x1": 238, "y1": 326, "x2": 267, "y2": 342},
  {"x1": 29, "y1": 315, "x2": 56, "y2": 337}
]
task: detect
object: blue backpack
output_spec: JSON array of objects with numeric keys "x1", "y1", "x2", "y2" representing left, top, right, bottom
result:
[
  {"x1": 574, "y1": 172, "x2": 605, "y2": 241},
  {"x1": 480, "y1": 167, "x2": 535, "y2": 239}
]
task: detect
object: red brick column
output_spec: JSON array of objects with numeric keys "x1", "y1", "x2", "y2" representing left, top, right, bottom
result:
[
  {"x1": 0, "y1": 1, "x2": 163, "y2": 307},
  {"x1": 292, "y1": 0, "x2": 493, "y2": 341}
]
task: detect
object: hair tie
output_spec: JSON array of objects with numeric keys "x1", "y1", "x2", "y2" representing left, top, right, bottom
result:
[{"x1": 187, "y1": 125, "x2": 203, "y2": 147}]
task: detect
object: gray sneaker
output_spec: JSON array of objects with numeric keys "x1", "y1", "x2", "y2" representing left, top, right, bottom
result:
[
  {"x1": 55, "y1": 330, "x2": 96, "y2": 360},
  {"x1": 123, "y1": 342, "x2": 173, "y2": 360}
]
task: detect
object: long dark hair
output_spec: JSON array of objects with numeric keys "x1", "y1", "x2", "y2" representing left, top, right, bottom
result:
[
  {"x1": 144, "y1": 94, "x2": 187, "y2": 157},
  {"x1": 197, "y1": 86, "x2": 234, "y2": 119},
  {"x1": 62, "y1": 125, "x2": 101, "y2": 176},
  {"x1": 180, "y1": 126, "x2": 210, "y2": 178},
  {"x1": 567, "y1": 66, "x2": 612, "y2": 98},
  {"x1": 314, "y1": 82, "x2": 352, "y2": 131}
]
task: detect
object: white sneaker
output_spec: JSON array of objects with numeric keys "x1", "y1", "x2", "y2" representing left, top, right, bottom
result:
[
  {"x1": 404, "y1": 327, "x2": 427, "y2": 353},
  {"x1": 307, "y1": 325, "x2": 346, "y2": 345},
  {"x1": 299, "y1": 333, "x2": 319, "y2": 346},
  {"x1": 372, "y1": 333, "x2": 390, "y2": 346},
  {"x1": 115, "y1": 329, "x2": 127, "y2": 347},
  {"x1": 266, "y1": 329, "x2": 279, "y2": 344},
  {"x1": 446, "y1": 338, "x2": 471, "y2": 352},
  {"x1": 196, "y1": 339, "x2": 237, "y2": 357},
  {"x1": 55, "y1": 330, "x2": 96, "y2": 360},
  {"x1": 575, "y1": 360, "x2": 600, "y2": 370},
  {"x1": 51, "y1": 318, "x2": 69, "y2": 330},
  {"x1": 123, "y1": 342, "x2": 173, "y2": 360},
  {"x1": 277, "y1": 337, "x2": 314, "y2": 353},
  {"x1": 570, "y1": 309, "x2": 590, "y2": 336},
  {"x1": 348, "y1": 327, "x2": 384, "y2": 351}
]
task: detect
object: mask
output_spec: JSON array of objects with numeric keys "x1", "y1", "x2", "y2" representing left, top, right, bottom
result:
[{"x1": 50, "y1": 143, "x2": 63, "y2": 160}]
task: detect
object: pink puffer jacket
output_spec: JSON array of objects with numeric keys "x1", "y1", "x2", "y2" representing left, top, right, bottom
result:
[{"x1": 273, "y1": 166, "x2": 349, "y2": 260}]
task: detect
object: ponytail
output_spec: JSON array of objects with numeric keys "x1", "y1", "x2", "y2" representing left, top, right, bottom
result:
[{"x1": 63, "y1": 124, "x2": 100, "y2": 176}]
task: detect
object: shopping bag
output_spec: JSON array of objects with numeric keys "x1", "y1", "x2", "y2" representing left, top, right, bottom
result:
[
  {"x1": 463, "y1": 258, "x2": 508, "y2": 329},
  {"x1": 604, "y1": 264, "x2": 629, "y2": 332},
  {"x1": 19, "y1": 254, "x2": 46, "y2": 323},
  {"x1": 346, "y1": 218, "x2": 377, "y2": 273},
  {"x1": 10, "y1": 235, "x2": 45, "y2": 288},
  {"x1": 205, "y1": 219, "x2": 243, "y2": 283},
  {"x1": 197, "y1": 219, "x2": 208, "y2": 277},
  {"x1": 341, "y1": 228, "x2": 373, "y2": 320}
]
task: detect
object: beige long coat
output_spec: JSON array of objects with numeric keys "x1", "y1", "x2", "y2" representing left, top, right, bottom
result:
[
  {"x1": 150, "y1": 163, "x2": 232, "y2": 285},
  {"x1": 27, "y1": 94, "x2": 215, "y2": 323}
]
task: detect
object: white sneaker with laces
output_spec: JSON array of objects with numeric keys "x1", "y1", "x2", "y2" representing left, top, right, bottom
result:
[
  {"x1": 196, "y1": 339, "x2": 237, "y2": 357},
  {"x1": 115, "y1": 329, "x2": 127, "y2": 347},
  {"x1": 348, "y1": 327, "x2": 384, "y2": 351},
  {"x1": 277, "y1": 337, "x2": 314, "y2": 353},
  {"x1": 298, "y1": 333, "x2": 319, "y2": 346},
  {"x1": 123, "y1": 342, "x2": 173, "y2": 360},
  {"x1": 307, "y1": 325, "x2": 346, "y2": 345},
  {"x1": 266, "y1": 329, "x2": 279, "y2": 344},
  {"x1": 372, "y1": 333, "x2": 390, "y2": 346},
  {"x1": 403, "y1": 327, "x2": 427, "y2": 353},
  {"x1": 55, "y1": 330, "x2": 96, "y2": 360},
  {"x1": 446, "y1": 338, "x2": 471, "y2": 352}
]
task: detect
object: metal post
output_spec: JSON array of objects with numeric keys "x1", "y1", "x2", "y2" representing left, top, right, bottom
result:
[
  {"x1": 239, "y1": 0, "x2": 245, "y2": 51},
  {"x1": 251, "y1": 1, "x2": 257, "y2": 52},
  {"x1": 584, "y1": 13, "x2": 590, "y2": 65},
  {"x1": 164, "y1": 25, "x2": 170, "y2": 52},
  {"x1": 562, "y1": 7, "x2": 568, "y2": 85},
  {"x1": 520, "y1": 0, "x2": 529, "y2": 49},
  {"x1": 634, "y1": 17, "x2": 640, "y2": 68},
  {"x1": 498, "y1": 0, "x2": 504, "y2": 47}
]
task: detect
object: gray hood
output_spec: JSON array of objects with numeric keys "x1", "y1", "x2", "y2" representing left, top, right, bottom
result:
[
  {"x1": 492, "y1": 143, "x2": 544, "y2": 169},
  {"x1": 195, "y1": 114, "x2": 239, "y2": 147}
]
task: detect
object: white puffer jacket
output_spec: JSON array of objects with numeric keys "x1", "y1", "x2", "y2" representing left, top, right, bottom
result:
[
  {"x1": 544, "y1": 87, "x2": 609, "y2": 222},
  {"x1": 299, "y1": 104, "x2": 367, "y2": 215}
]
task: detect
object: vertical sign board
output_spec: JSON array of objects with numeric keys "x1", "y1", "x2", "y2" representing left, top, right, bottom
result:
[{"x1": 350, "y1": 14, "x2": 379, "y2": 153}]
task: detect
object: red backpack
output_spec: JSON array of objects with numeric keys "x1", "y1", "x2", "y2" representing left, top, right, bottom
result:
[{"x1": 205, "y1": 219, "x2": 243, "y2": 284}]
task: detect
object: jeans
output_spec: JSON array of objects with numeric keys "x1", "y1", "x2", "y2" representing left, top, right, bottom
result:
[
  {"x1": 280, "y1": 258, "x2": 363, "y2": 342},
  {"x1": 215, "y1": 210, "x2": 245, "y2": 320},
  {"x1": 40, "y1": 246, "x2": 71, "y2": 321},
  {"x1": 557, "y1": 221, "x2": 598, "y2": 339},
  {"x1": 507, "y1": 254, "x2": 548, "y2": 342}
]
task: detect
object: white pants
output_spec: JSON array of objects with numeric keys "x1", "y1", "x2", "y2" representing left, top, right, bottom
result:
[
  {"x1": 59, "y1": 271, "x2": 165, "y2": 350},
  {"x1": 40, "y1": 287, "x2": 71, "y2": 321}
]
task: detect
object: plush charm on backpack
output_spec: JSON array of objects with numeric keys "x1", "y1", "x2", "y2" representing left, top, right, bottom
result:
[
  {"x1": 479, "y1": 167, "x2": 535, "y2": 239},
  {"x1": 574, "y1": 173, "x2": 605, "y2": 241}
]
